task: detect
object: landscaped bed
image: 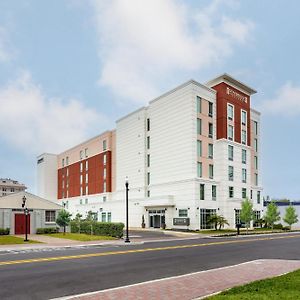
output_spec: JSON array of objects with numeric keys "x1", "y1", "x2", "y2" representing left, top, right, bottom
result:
[
  {"x1": 0, "y1": 236, "x2": 41, "y2": 245},
  {"x1": 206, "y1": 268, "x2": 300, "y2": 299},
  {"x1": 42, "y1": 233, "x2": 117, "y2": 241}
]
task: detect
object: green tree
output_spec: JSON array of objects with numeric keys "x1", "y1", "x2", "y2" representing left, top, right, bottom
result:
[
  {"x1": 264, "y1": 202, "x2": 281, "y2": 231},
  {"x1": 207, "y1": 214, "x2": 219, "y2": 230},
  {"x1": 240, "y1": 198, "x2": 253, "y2": 233},
  {"x1": 283, "y1": 206, "x2": 298, "y2": 229},
  {"x1": 217, "y1": 215, "x2": 229, "y2": 230},
  {"x1": 56, "y1": 209, "x2": 72, "y2": 235},
  {"x1": 74, "y1": 213, "x2": 82, "y2": 233}
]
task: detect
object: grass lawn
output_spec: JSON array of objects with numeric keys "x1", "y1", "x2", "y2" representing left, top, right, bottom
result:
[
  {"x1": 207, "y1": 269, "x2": 300, "y2": 299},
  {"x1": 43, "y1": 233, "x2": 117, "y2": 241},
  {"x1": 0, "y1": 236, "x2": 40, "y2": 245},
  {"x1": 198, "y1": 229, "x2": 237, "y2": 234}
]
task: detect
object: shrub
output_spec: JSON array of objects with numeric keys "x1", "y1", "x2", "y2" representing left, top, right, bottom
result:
[
  {"x1": 36, "y1": 227, "x2": 59, "y2": 234},
  {"x1": 70, "y1": 221, "x2": 124, "y2": 238},
  {"x1": 0, "y1": 228, "x2": 9, "y2": 235},
  {"x1": 273, "y1": 223, "x2": 283, "y2": 230}
]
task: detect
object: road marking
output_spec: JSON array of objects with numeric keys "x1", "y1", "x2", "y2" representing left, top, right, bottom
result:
[{"x1": 0, "y1": 234, "x2": 299, "y2": 267}]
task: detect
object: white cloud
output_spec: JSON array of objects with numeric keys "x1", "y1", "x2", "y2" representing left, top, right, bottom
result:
[
  {"x1": 260, "y1": 82, "x2": 300, "y2": 116},
  {"x1": 91, "y1": 0, "x2": 254, "y2": 104},
  {"x1": 0, "y1": 71, "x2": 108, "y2": 154}
]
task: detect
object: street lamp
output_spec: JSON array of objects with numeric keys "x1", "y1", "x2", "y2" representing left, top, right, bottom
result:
[
  {"x1": 124, "y1": 177, "x2": 130, "y2": 243},
  {"x1": 22, "y1": 195, "x2": 29, "y2": 242}
]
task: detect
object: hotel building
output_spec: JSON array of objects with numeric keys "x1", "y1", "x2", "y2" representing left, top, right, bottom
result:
[
  {"x1": 0, "y1": 178, "x2": 27, "y2": 197},
  {"x1": 37, "y1": 74, "x2": 263, "y2": 230}
]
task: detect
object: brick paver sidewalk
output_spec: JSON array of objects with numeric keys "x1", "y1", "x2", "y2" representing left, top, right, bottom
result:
[{"x1": 58, "y1": 259, "x2": 300, "y2": 300}]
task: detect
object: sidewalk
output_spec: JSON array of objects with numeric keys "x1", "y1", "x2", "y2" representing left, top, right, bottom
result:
[{"x1": 55, "y1": 259, "x2": 300, "y2": 300}]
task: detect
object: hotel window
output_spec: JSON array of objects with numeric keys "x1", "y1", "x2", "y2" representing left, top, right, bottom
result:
[
  {"x1": 66, "y1": 156, "x2": 69, "y2": 165},
  {"x1": 147, "y1": 172, "x2": 150, "y2": 185},
  {"x1": 242, "y1": 168, "x2": 247, "y2": 183},
  {"x1": 254, "y1": 156, "x2": 258, "y2": 170},
  {"x1": 197, "y1": 140, "x2": 202, "y2": 157},
  {"x1": 45, "y1": 211, "x2": 56, "y2": 223},
  {"x1": 228, "y1": 125, "x2": 234, "y2": 141},
  {"x1": 200, "y1": 184, "x2": 205, "y2": 200},
  {"x1": 257, "y1": 191, "x2": 261, "y2": 204},
  {"x1": 66, "y1": 179, "x2": 69, "y2": 188},
  {"x1": 147, "y1": 154, "x2": 150, "y2": 167},
  {"x1": 228, "y1": 166, "x2": 234, "y2": 181},
  {"x1": 227, "y1": 104, "x2": 234, "y2": 120},
  {"x1": 80, "y1": 162, "x2": 83, "y2": 172},
  {"x1": 85, "y1": 160, "x2": 88, "y2": 171},
  {"x1": 197, "y1": 96, "x2": 202, "y2": 113},
  {"x1": 254, "y1": 121, "x2": 258, "y2": 135},
  {"x1": 85, "y1": 185, "x2": 88, "y2": 195},
  {"x1": 241, "y1": 110, "x2": 247, "y2": 126},
  {"x1": 103, "y1": 140, "x2": 107, "y2": 151},
  {"x1": 66, "y1": 190, "x2": 69, "y2": 198},
  {"x1": 242, "y1": 149, "x2": 247, "y2": 164},
  {"x1": 229, "y1": 186, "x2": 234, "y2": 198},
  {"x1": 103, "y1": 168, "x2": 107, "y2": 179},
  {"x1": 101, "y1": 212, "x2": 107, "y2": 222},
  {"x1": 208, "y1": 102, "x2": 213, "y2": 117},
  {"x1": 103, "y1": 154, "x2": 107, "y2": 165},
  {"x1": 212, "y1": 185, "x2": 217, "y2": 200},
  {"x1": 62, "y1": 180, "x2": 65, "y2": 188},
  {"x1": 147, "y1": 118, "x2": 150, "y2": 131},
  {"x1": 66, "y1": 167, "x2": 69, "y2": 177},
  {"x1": 255, "y1": 173, "x2": 258, "y2": 186},
  {"x1": 208, "y1": 144, "x2": 213, "y2": 159},
  {"x1": 85, "y1": 148, "x2": 88, "y2": 158},
  {"x1": 62, "y1": 158, "x2": 65, "y2": 167},
  {"x1": 197, "y1": 118, "x2": 202, "y2": 135},
  {"x1": 241, "y1": 130, "x2": 247, "y2": 145},
  {"x1": 251, "y1": 190, "x2": 253, "y2": 199},
  {"x1": 147, "y1": 190, "x2": 150, "y2": 197},
  {"x1": 209, "y1": 164, "x2": 214, "y2": 179},
  {"x1": 228, "y1": 145, "x2": 234, "y2": 161},
  {"x1": 197, "y1": 162, "x2": 202, "y2": 178},
  {"x1": 103, "y1": 181, "x2": 107, "y2": 193},
  {"x1": 147, "y1": 136, "x2": 150, "y2": 149},
  {"x1": 103, "y1": 196, "x2": 107, "y2": 202},
  {"x1": 208, "y1": 123, "x2": 213, "y2": 138},
  {"x1": 254, "y1": 138, "x2": 258, "y2": 152},
  {"x1": 242, "y1": 188, "x2": 247, "y2": 199},
  {"x1": 107, "y1": 212, "x2": 112, "y2": 222},
  {"x1": 80, "y1": 175, "x2": 83, "y2": 185},
  {"x1": 80, "y1": 150, "x2": 83, "y2": 160},
  {"x1": 179, "y1": 209, "x2": 188, "y2": 217},
  {"x1": 85, "y1": 173, "x2": 88, "y2": 183},
  {"x1": 80, "y1": 186, "x2": 83, "y2": 196},
  {"x1": 80, "y1": 198, "x2": 83, "y2": 205},
  {"x1": 85, "y1": 198, "x2": 88, "y2": 204}
]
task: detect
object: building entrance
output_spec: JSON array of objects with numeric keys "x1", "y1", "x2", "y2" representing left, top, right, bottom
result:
[{"x1": 148, "y1": 209, "x2": 165, "y2": 228}]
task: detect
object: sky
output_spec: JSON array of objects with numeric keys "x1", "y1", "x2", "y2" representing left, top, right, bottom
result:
[{"x1": 0, "y1": 0, "x2": 299, "y2": 200}]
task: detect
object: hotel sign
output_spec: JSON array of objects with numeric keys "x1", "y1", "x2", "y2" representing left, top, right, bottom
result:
[
  {"x1": 226, "y1": 87, "x2": 247, "y2": 103},
  {"x1": 173, "y1": 218, "x2": 190, "y2": 226}
]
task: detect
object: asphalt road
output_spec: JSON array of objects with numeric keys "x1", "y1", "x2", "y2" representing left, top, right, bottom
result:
[{"x1": 1, "y1": 233, "x2": 300, "y2": 300}]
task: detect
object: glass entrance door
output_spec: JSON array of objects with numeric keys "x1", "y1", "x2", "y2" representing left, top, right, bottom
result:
[{"x1": 148, "y1": 209, "x2": 166, "y2": 228}]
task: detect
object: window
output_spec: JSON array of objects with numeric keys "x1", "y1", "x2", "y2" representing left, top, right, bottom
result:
[
  {"x1": 85, "y1": 160, "x2": 88, "y2": 171},
  {"x1": 103, "y1": 181, "x2": 107, "y2": 193},
  {"x1": 209, "y1": 102, "x2": 213, "y2": 117},
  {"x1": 200, "y1": 184, "x2": 205, "y2": 200},
  {"x1": 242, "y1": 168, "x2": 247, "y2": 183},
  {"x1": 235, "y1": 209, "x2": 241, "y2": 226},
  {"x1": 254, "y1": 121, "x2": 258, "y2": 135},
  {"x1": 241, "y1": 110, "x2": 247, "y2": 126},
  {"x1": 208, "y1": 144, "x2": 213, "y2": 159},
  {"x1": 85, "y1": 185, "x2": 88, "y2": 195},
  {"x1": 254, "y1": 138, "x2": 258, "y2": 152},
  {"x1": 80, "y1": 175, "x2": 83, "y2": 185},
  {"x1": 197, "y1": 140, "x2": 202, "y2": 157},
  {"x1": 103, "y1": 140, "x2": 107, "y2": 151},
  {"x1": 229, "y1": 186, "x2": 234, "y2": 198},
  {"x1": 101, "y1": 212, "x2": 107, "y2": 222},
  {"x1": 66, "y1": 167, "x2": 69, "y2": 177},
  {"x1": 197, "y1": 118, "x2": 202, "y2": 135},
  {"x1": 80, "y1": 162, "x2": 83, "y2": 172},
  {"x1": 103, "y1": 196, "x2": 107, "y2": 202},
  {"x1": 147, "y1": 172, "x2": 150, "y2": 185},
  {"x1": 147, "y1": 154, "x2": 150, "y2": 167},
  {"x1": 255, "y1": 173, "x2": 258, "y2": 186},
  {"x1": 45, "y1": 211, "x2": 56, "y2": 223},
  {"x1": 107, "y1": 212, "x2": 112, "y2": 222},
  {"x1": 80, "y1": 187, "x2": 83, "y2": 196},
  {"x1": 227, "y1": 104, "x2": 234, "y2": 120},
  {"x1": 254, "y1": 156, "x2": 258, "y2": 170},
  {"x1": 178, "y1": 209, "x2": 188, "y2": 217},
  {"x1": 85, "y1": 148, "x2": 88, "y2": 158},
  {"x1": 241, "y1": 130, "x2": 247, "y2": 145},
  {"x1": 257, "y1": 191, "x2": 261, "y2": 204},
  {"x1": 250, "y1": 190, "x2": 253, "y2": 199},
  {"x1": 147, "y1": 136, "x2": 150, "y2": 149},
  {"x1": 147, "y1": 190, "x2": 150, "y2": 197},
  {"x1": 242, "y1": 149, "x2": 247, "y2": 164},
  {"x1": 200, "y1": 209, "x2": 216, "y2": 229},
  {"x1": 197, "y1": 96, "x2": 202, "y2": 113},
  {"x1": 80, "y1": 150, "x2": 83, "y2": 160},
  {"x1": 197, "y1": 162, "x2": 202, "y2": 177},
  {"x1": 66, "y1": 157, "x2": 69, "y2": 166},
  {"x1": 208, "y1": 123, "x2": 213, "y2": 138},
  {"x1": 147, "y1": 118, "x2": 150, "y2": 131},
  {"x1": 10, "y1": 188, "x2": 14, "y2": 192},
  {"x1": 228, "y1": 145, "x2": 234, "y2": 161},
  {"x1": 242, "y1": 188, "x2": 247, "y2": 199},
  {"x1": 212, "y1": 185, "x2": 217, "y2": 200},
  {"x1": 103, "y1": 168, "x2": 106, "y2": 179},
  {"x1": 103, "y1": 154, "x2": 107, "y2": 165},
  {"x1": 253, "y1": 210, "x2": 261, "y2": 227},
  {"x1": 85, "y1": 198, "x2": 88, "y2": 204},
  {"x1": 209, "y1": 164, "x2": 214, "y2": 179},
  {"x1": 228, "y1": 166, "x2": 234, "y2": 181},
  {"x1": 228, "y1": 125, "x2": 234, "y2": 141},
  {"x1": 62, "y1": 158, "x2": 65, "y2": 167}
]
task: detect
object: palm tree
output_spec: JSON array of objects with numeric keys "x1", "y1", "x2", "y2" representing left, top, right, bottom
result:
[
  {"x1": 217, "y1": 216, "x2": 229, "y2": 230},
  {"x1": 206, "y1": 214, "x2": 219, "y2": 230}
]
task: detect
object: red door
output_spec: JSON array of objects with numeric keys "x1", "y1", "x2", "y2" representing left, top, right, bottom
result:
[{"x1": 15, "y1": 214, "x2": 30, "y2": 235}]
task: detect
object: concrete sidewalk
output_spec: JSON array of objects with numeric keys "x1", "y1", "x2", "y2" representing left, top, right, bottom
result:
[{"x1": 55, "y1": 259, "x2": 300, "y2": 300}]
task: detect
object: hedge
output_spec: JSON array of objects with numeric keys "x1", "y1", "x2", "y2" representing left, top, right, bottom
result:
[
  {"x1": 36, "y1": 227, "x2": 59, "y2": 234},
  {"x1": 0, "y1": 228, "x2": 9, "y2": 235},
  {"x1": 70, "y1": 221, "x2": 124, "y2": 238}
]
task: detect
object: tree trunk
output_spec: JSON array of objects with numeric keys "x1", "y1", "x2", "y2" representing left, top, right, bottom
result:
[{"x1": 64, "y1": 225, "x2": 66, "y2": 235}]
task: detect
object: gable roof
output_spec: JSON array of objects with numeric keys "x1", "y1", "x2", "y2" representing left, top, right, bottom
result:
[{"x1": 0, "y1": 191, "x2": 62, "y2": 210}]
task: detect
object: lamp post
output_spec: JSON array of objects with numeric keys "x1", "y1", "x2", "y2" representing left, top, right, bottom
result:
[
  {"x1": 22, "y1": 195, "x2": 29, "y2": 242},
  {"x1": 124, "y1": 177, "x2": 130, "y2": 243}
]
